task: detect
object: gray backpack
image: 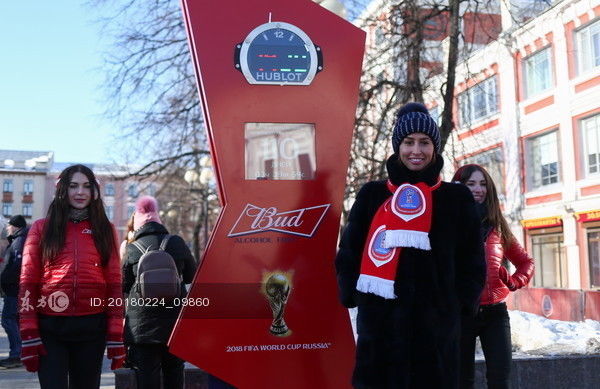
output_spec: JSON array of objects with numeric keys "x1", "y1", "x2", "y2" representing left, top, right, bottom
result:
[{"x1": 132, "y1": 235, "x2": 181, "y2": 300}]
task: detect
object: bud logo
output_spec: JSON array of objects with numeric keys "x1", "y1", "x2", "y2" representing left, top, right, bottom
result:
[{"x1": 228, "y1": 203, "x2": 330, "y2": 238}]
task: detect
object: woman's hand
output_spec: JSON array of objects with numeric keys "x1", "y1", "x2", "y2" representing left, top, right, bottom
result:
[
  {"x1": 106, "y1": 334, "x2": 126, "y2": 370},
  {"x1": 20, "y1": 329, "x2": 47, "y2": 372},
  {"x1": 498, "y1": 266, "x2": 517, "y2": 291}
]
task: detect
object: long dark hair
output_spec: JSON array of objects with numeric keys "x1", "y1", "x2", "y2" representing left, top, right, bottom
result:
[
  {"x1": 41, "y1": 164, "x2": 116, "y2": 266},
  {"x1": 452, "y1": 164, "x2": 515, "y2": 250},
  {"x1": 125, "y1": 212, "x2": 135, "y2": 243}
]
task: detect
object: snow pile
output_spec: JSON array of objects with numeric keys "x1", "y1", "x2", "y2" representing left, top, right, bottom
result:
[
  {"x1": 509, "y1": 310, "x2": 600, "y2": 355},
  {"x1": 348, "y1": 308, "x2": 600, "y2": 356}
]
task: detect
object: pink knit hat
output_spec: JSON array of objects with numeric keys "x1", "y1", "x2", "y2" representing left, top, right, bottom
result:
[{"x1": 133, "y1": 196, "x2": 162, "y2": 230}]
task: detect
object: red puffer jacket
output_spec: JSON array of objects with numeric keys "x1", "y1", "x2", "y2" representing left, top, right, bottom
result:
[
  {"x1": 19, "y1": 219, "x2": 123, "y2": 337},
  {"x1": 480, "y1": 229, "x2": 535, "y2": 306}
]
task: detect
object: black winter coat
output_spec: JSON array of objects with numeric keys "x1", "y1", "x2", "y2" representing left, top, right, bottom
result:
[
  {"x1": 335, "y1": 156, "x2": 486, "y2": 388},
  {"x1": 123, "y1": 222, "x2": 197, "y2": 344},
  {"x1": 1, "y1": 227, "x2": 29, "y2": 297}
]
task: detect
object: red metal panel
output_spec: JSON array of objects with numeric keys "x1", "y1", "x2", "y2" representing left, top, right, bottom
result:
[
  {"x1": 584, "y1": 290, "x2": 600, "y2": 321},
  {"x1": 508, "y1": 287, "x2": 584, "y2": 321},
  {"x1": 169, "y1": 1, "x2": 365, "y2": 388}
]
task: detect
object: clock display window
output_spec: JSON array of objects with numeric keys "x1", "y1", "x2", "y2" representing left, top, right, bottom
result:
[
  {"x1": 236, "y1": 22, "x2": 321, "y2": 85},
  {"x1": 247, "y1": 29, "x2": 312, "y2": 83},
  {"x1": 245, "y1": 123, "x2": 316, "y2": 180}
]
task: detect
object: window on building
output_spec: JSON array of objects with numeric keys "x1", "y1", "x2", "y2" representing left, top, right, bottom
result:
[
  {"x1": 105, "y1": 205, "x2": 114, "y2": 221},
  {"x1": 374, "y1": 26, "x2": 386, "y2": 46},
  {"x1": 458, "y1": 76, "x2": 498, "y2": 126},
  {"x1": 463, "y1": 147, "x2": 506, "y2": 198},
  {"x1": 524, "y1": 48, "x2": 552, "y2": 98},
  {"x1": 576, "y1": 19, "x2": 600, "y2": 75},
  {"x1": 527, "y1": 130, "x2": 559, "y2": 189},
  {"x1": 127, "y1": 205, "x2": 135, "y2": 217},
  {"x1": 22, "y1": 204, "x2": 32, "y2": 217},
  {"x1": 429, "y1": 106, "x2": 441, "y2": 126},
  {"x1": 589, "y1": 228, "x2": 600, "y2": 288},
  {"x1": 105, "y1": 183, "x2": 115, "y2": 197},
  {"x1": 23, "y1": 180, "x2": 33, "y2": 195},
  {"x1": 532, "y1": 232, "x2": 565, "y2": 288},
  {"x1": 511, "y1": 0, "x2": 552, "y2": 23},
  {"x1": 2, "y1": 203, "x2": 12, "y2": 217},
  {"x1": 3, "y1": 179, "x2": 13, "y2": 193},
  {"x1": 127, "y1": 184, "x2": 138, "y2": 198},
  {"x1": 582, "y1": 114, "x2": 600, "y2": 175}
]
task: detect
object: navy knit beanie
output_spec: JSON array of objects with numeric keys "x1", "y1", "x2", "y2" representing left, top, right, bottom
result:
[
  {"x1": 8, "y1": 215, "x2": 26, "y2": 228},
  {"x1": 391, "y1": 102, "x2": 441, "y2": 154}
]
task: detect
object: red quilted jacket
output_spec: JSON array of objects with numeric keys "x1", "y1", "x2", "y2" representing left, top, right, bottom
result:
[
  {"x1": 480, "y1": 229, "x2": 535, "y2": 306},
  {"x1": 19, "y1": 218, "x2": 123, "y2": 337}
]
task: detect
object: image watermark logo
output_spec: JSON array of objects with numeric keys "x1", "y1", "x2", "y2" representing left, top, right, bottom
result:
[{"x1": 48, "y1": 291, "x2": 69, "y2": 312}]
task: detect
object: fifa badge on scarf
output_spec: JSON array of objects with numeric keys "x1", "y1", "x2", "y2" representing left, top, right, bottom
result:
[
  {"x1": 391, "y1": 184, "x2": 426, "y2": 221},
  {"x1": 367, "y1": 225, "x2": 398, "y2": 267}
]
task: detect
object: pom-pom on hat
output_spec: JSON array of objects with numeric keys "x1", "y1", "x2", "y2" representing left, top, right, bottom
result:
[
  {"x1": 8, "y1": 215, "x2": 26, "y2": 229},
  {"x1": 391, "y1": 102, "x2": 441, "y2": 154},
  {"x1": 133, "y1": 195, "x2": 162, "y2": 230}
]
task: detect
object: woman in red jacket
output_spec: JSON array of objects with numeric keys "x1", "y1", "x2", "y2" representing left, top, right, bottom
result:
[
  {"x1": 452, "y1": 164, "x2": 534, "y2": 389},
  {"x1": 19, "y1": 164, "x2": 125, "y2": 388}
]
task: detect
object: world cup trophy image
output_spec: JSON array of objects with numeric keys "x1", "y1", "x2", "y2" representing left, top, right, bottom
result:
[{"x1": 262, "y1": 271, "x2": 292, "y2": 336}]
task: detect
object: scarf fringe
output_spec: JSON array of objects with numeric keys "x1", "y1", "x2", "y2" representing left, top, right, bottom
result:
[
  {"x1": 383, "y1": 229, "x2": 431, "y2": 250},
  {"x1": 356, "y1": 274, "x2": 396, "y2": 299}
]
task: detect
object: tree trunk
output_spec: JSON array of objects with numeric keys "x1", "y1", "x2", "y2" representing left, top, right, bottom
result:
[
  {"x1": 193, "y1": 217, "x2": 202, "y2": 264},
  {"x1": 439, "y1": 0, "x2": 460, "y2": 150}
]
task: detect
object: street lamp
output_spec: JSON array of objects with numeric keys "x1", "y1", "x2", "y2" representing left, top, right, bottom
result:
[
  {"x1": 160, "y1": 202, "x2": 181, "y2": 235},
  {"x1": 183, "y1": 170, "x2": 200, "y2": 188}
]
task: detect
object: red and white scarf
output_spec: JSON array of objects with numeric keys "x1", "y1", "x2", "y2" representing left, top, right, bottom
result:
[{"x1": 356, "y1": 178, "x2": 441, "y2": 299}]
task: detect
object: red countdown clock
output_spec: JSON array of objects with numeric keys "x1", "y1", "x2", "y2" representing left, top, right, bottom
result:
[{"x1": 169, "y1": 1, "x2": 365, "y2": 388}]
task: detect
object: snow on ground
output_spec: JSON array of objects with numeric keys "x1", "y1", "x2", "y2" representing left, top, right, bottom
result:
[
  {"x1": 509, "y1": 310, "x2": 600, "y2": 356},
  {"x1": 348, "y1": 308, "x2": 600, "y2": 357}
]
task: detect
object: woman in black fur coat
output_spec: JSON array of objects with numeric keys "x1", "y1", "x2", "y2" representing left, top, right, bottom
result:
[{"x1": 335, "y1": 102, "x2": 486, "y2": 388}]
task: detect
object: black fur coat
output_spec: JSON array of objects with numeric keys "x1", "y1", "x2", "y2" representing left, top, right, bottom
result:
[{"x1": 335, "y1": 155, "x2": 486, "y2": 388}]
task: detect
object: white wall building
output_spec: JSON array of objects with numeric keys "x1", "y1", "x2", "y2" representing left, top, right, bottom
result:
[
  {"x1": 427, "y1": 0, "x2": 600, "y2": 294},
  {"x1": 0, "y1": 150, "x2": 54, "y2": 225}
]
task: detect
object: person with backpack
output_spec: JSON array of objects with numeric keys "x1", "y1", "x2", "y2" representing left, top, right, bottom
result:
[
  {"x1": 122, "y1": 196, "x2": 197, "y2": 389},
  {"x1": 18, "y1": 164, "x2": 125, "y2": 388}
]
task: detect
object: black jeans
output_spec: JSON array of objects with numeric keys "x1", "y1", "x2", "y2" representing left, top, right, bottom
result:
[
  {"x1": 129, "y1": 343, "x2": 184, "y2": 389},
  {"x1": 459, "y1": 302, "x2": 512, "y2": 389},
  {"x1": 38, "y1": 314, "x2": 107, "y2": 389}
]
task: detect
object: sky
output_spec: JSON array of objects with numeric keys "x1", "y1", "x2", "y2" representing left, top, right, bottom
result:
[
  {"x1": 0, "y1": 2, "x2": 360, "y2": 166},
  {"x1": 0, "y1": 2, "x2": 118, "y2": 164}
]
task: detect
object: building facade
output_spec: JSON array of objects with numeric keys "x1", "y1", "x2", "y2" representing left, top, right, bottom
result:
[
  {"x1": 357, "y1": 0, "x2": 599, "y2": 320},
  {"x1": 0, "y1": 150, "x2": 54, "y2": 225},
  {"x1": 424, "y1": 0, "x2": 600, "y2": 320},
  {"x1": 0, "y1": 153, "x2": 157, "y2": 242}
]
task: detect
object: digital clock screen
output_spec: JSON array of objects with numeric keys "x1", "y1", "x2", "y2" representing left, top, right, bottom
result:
[
  {"x1": 236, "y1": 22, "x2": 322, "y2": 86},
  {"x1": 247, "y1": 29, "x2": 312, "y2": 83}
]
